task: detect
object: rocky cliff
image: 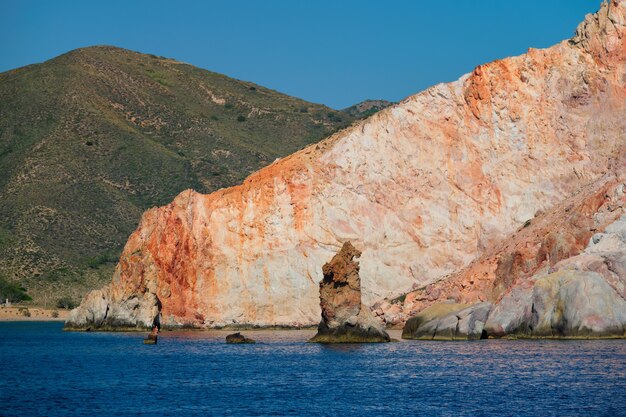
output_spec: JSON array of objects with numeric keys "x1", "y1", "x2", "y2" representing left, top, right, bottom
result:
[{"x1": 68, "y1": 1, "x2": 626, "y2": 330}]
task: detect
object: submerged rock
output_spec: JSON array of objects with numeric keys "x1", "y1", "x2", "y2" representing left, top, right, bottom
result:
[
  {"x1": 226, "y1": 332, "x2": 255, "y2": 344},
  {"x1": 402, "y1": 302, "x2": 491, "y2": 340},
  {"x1": 309, "y1": 242, "x2": 390, "y2": 343},
  {"x1": 143, "y1": 326, "x2": 159, "y2": 344}
]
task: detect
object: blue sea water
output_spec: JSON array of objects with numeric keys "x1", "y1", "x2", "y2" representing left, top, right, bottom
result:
[{"x1": 1, "y1": 322, "x2": 626, "y2": 416}]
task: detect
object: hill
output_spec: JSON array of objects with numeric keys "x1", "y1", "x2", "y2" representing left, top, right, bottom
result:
[{"x1": 0, "y1": 45, "x2": 364, "y2": 307}]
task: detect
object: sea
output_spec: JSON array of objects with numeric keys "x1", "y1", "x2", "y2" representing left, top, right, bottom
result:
[{"x1": 1, "y1": 321, "x2": 625, "y2": 416}]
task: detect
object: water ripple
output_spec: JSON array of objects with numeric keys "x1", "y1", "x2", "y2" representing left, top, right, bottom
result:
[{"x1": 1, "y1": 323, "x2": 625, "y2": 416}]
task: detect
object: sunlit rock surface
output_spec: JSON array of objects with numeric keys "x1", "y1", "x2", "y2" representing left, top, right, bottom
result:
[
  {"x1": 68, "y1": 1, "x2": 626, "y2": 329},
  {"x1": 401, "y1": 302, "x2": 492, "y2": 340},
  {"x1": 484, "y1": 214, "x2": 626, "y2": 338}
]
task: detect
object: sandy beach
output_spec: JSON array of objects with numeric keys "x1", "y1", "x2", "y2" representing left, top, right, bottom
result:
[{"x1": 0, "y1": 306, "x2": 69, "y2": 322}]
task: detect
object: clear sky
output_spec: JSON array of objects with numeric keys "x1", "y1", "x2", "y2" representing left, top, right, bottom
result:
[{"x1": 0, "y1": 0, "x2": 600, "y2": 109}]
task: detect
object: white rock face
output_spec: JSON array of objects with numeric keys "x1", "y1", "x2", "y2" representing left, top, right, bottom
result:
[
  {"x1": 485, "y1": 215, "x2": 626, "y2": 337},
  {"x1": 69, "y1": 1, "x2": 626, "y2": 329}
]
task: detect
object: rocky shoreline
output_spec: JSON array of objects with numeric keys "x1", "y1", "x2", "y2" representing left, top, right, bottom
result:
[
  {"x1": 59, "y1": 325, "x2": 626, "y2": 340},
  {"x1": 64, "y1": 212, "x2": 626, "y2": 340},
  {"x1": 64, "y1": 323, "x2": 318, "y2": 332},
  {"x1": 65, "y1": 216, "x2": 626, "y2": 341}
]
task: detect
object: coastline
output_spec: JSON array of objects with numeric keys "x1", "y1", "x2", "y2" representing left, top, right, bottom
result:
[
  {"x1": 63, "y1": 323, "x2": 320, "y2": 332},
  {"x1": 0, "y1": 306, "x2": 69, "y2": 322}
]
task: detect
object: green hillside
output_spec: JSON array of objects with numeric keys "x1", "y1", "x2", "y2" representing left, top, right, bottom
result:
[{"x1": 0, "y1": 45, "x2": 362, "y2": 307}]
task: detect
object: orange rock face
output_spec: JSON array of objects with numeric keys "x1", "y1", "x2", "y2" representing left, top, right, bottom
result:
[{"x1": 69, "y1": 1, "x2": 626, "y2": 329}]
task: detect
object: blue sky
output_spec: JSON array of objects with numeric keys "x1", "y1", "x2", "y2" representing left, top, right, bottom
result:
[{"x1": 0, "y1": 1, "x2": 599, "y2": 109}]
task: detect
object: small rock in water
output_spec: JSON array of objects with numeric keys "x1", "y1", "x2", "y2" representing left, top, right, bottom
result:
[
  {"x1": 143, "y1": 325, "x2": 159, "y2": 344},
  {"x1": 225, "y1": 332, "x2": 255, "y2": 344}
]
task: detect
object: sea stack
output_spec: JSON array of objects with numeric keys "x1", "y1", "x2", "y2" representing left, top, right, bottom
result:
[{"x1": 309, "y1": 242, "x2": 390, "y2": 343}]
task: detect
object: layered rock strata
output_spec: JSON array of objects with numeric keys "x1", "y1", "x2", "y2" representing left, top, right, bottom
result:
[
  {"x1": 309, "y1": 242, "x2": 389, "y2": 343},
  {"x1": 68, "y1": 1, "x2": 626, "y2": 330}
]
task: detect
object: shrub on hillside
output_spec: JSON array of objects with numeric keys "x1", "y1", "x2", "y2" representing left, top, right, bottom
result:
[
  {"x1": 0, "y1": 276, "x2": 32, "y2": 303},
  {"x1": 56, "y1": 296, "x2": 77, "y2": 310},
  {"x1": 86, "y1": 252, "x2": 118, "y2": 269}
]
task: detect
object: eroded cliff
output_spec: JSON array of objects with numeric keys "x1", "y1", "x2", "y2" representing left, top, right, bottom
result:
[{"x1": 68, "y1": 1, "x2": 626, "y2": 330}]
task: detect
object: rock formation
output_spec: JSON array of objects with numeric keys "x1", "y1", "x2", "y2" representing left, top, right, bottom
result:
[
  {"x1": 401, "y1": 209, "x2": 626, "y2": 340},
  {"x1": 398, "y1": 209, "x2": 626, "y2": 339},
  {"x1": 68, "y1": 1, "x2": 626, "y2": 330},
  {"x1": 387, "y1": 172, "x2": 625, "y2": 327},
  {"x1": 309, "y1": 242, "x2": 389, "y2": 343},
  {"x1": 484, "y1": 214, "x2": 626, "y2": 338},
  {"x1": 402, "y1": 302, "x2": 491, "y2": 340},
  {"x1": 65, "y1": 284, "x2": 160, "y2": 331},
  {"x1": 225, "y1": 332, "x2": 256, "y2": 344},
  {"x1": 144, "y1": 326, "x2": 159, "y2": 344}
]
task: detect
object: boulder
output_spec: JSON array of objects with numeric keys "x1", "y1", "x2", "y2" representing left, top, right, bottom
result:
[
  {"x1": 64, "y1": 284, "x2": 160, "y2": 331},
  {"x1": 485, "y1": 271, "x2": 626, "y2": 338},
  {"x1": 402, "y1": 302, "x2": 491, "y2": 340},
  {"x1": 225, "y1": 332, "x2": 255, "y2": 344},
  {"x1": 482, "y1": 285, "x2": 534, "y2": 337},
  {"x1": 309, "y1": 242, "x2": 390, "y2": 343},
  {"x1": 533, "y1": 271, "x2": 626, "y2": 337}
]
